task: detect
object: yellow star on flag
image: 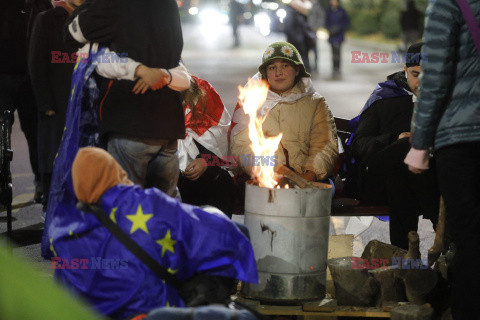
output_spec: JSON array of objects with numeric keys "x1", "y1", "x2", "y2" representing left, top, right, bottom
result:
[
  {"x1": 156, "y1": 230, "x2": 176, "y2": 257},
  {"x1": 49, "y1": 238, "x2": 58, "y2": 257},
  {"x1": 167, "y1": 268, "x2": 178, "y2": 275},
  {"x1": 166, "y1": 301, "x2": 174, "y2": 308},
  {"x1": 126, "y1": 204, "x2": 153, "y2": 234},
  {"x1": 110, "y1": 207, "x2": 118, "y2": 224}
]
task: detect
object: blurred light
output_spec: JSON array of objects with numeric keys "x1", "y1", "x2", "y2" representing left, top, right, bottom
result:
[
  {"x1": 199, "y1": 8, "x2": 229, "y2": 25},
  {"x1": 254, "y1": 12, "x2": 271, "y2": 36},
  {"x1": 261, "y1": 2, "x2": 279, "y2": 10},
  {"x1": 177, "y1": 0, "x2": 183, "y2": 7},
  {"x1": 191, "y1": 0, "x2": 199, "y2": 5},
  {"x1": 243, "y1": 11, "x2": 253, "y2": 20},
  {"x1": 188, "y1": 7, "x2": 199, "y2": 15},
  {"x1": 270, "y1": 2, "x2": 279, "y2": 10},
  {"x1": 197, "y1": 8, "x2": 230, "y2": 46},
  {"x1": 282, "y1": 0, "x2": 292, "y2": 3},
  {"x1": 252, "y1": 0, "x2": 262, "y2": 5},
  {"x1": 276, "y1": 8, "x2": 286, "y2": 23},
  {"x1": 317, "y1": 29, "x2": 329, "y2": 40}
]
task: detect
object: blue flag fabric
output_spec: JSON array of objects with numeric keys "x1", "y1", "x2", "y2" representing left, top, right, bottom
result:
[
  {"x1": 346, "y1": 79, "x2": 408, "y2": 223},
  {"x1": 41, "y1": 47, "x2": 106, "y2": 258},
  {"x1": 53, "y1": 185, "x2": 258, "y2": 318}
]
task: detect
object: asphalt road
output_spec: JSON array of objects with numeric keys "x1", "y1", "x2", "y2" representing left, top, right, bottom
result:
[{"x1": 1, "y1": 22, "x2": 409, "y2": 276}]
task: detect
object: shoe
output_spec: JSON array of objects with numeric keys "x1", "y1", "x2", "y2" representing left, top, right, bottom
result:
[{"x1": 34, "y1": 185, "x2": 44, "y2": 204}]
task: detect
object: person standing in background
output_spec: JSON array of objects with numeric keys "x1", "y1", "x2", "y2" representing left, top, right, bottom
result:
[
  {"x1": 29, "y1": 0, "x2": 85, "y2": 216},
  {"x1": 284, "y1": 0, "x2": 314, "y2": 73},
  {"x1": 325, "y1": 0, "x2": 349, "y2": 79},
  {"x1": 229, "y1": 0, "x2": 244, "y2": 48},
  {"x1": 0, "y1": 0, "x2": 51, "y2": 204},
  {"x1": 400, "y1": 0, "x2": 423, "y2": 52}
]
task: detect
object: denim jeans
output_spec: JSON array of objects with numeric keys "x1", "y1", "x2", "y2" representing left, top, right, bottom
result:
[{"x1": 107, "y1": 136, "x2": 179, "y2": 197}]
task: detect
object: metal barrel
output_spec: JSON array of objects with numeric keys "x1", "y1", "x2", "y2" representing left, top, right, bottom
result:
[{"x1": 242, "y1": 181, "x2": 332, "y2": 302}]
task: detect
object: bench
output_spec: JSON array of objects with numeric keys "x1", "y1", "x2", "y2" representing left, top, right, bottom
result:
[{"x1": 330, "y1": 117, "x2": 389, "y2": 217}]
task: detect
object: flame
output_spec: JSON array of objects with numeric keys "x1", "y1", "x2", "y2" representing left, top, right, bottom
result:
[{"x1": 238, "y1": 79, "x2": 282, "y2": 188}]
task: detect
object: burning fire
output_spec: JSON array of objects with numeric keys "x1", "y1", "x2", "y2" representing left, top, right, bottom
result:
[{"x1": 238, "y1": 79, "x2": 283, "y2": 188}]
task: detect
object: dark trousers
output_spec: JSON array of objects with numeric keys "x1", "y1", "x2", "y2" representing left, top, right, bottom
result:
[
  {"x1": 178, "y1": 166, "x2": 235, "y2": 218},
  {"x1": 331, "y1": 43, "x2": 342, "y2": 72},
  {"x1": 436, "y1": 142, "x2": 480, "y2": 320},
  {"x1": 231, "y1": 22, "x2": 240, "y2": 47},
  {"x1": 361, "y1": 139, "x2": 439, "y2": 249},
  {"x1": 0, "y1": 74, "x2": 39, "y2": 183}
]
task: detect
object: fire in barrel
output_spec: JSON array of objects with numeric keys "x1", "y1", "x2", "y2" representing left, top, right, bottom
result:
[{"x1": 238, "y1": 79, "x2": 332, "y2": 302}]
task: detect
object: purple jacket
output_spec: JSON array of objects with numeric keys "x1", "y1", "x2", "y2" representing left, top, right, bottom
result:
[{"x1": 325, "y1": 6, "x2": 349, "y2": 44}]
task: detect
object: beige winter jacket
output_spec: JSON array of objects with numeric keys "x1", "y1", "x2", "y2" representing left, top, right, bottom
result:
[{"x1": 231, "y1": 82, "x2": 338, "y2": 180}]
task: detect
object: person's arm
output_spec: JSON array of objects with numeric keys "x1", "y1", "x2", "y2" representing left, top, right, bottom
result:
[
  {"x1": 341, "y1": 8, "x2": 350, "y2": 32},
  {"x1": 404, "y1": 147, "x2": 430, "y2": 173},
  {"x1": 94, "y1": 49, "x2": 190, "y2": 89},
  {"x1": 93, "y1": 47, "x2": 141, "y2": 81},
  {"x1": 411, "y1": 0, "x2": 458, "y2": 150},
  {"x1": 304, "y1": 99, "x2": 339, "y2": 180},
  {"x1": 28, "y1": 13, "x2": 55, "y2": 115},
  {"x1": 164, "y1": 64, "x2": 191, "y2": 92},
  {"x1": 132, "y1": 64, "x2": 191, "y2": 94},
  {"x1": 92, "y1": 47, "x2": 190, "y2": 93}
]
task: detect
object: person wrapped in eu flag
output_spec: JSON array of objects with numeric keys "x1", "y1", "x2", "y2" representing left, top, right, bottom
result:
[{"x1": 52, "y1": 147, "x2": 258, "y2": 319}]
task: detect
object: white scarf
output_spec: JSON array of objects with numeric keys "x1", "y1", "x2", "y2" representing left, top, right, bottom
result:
[{"x1": 230, "y1": 72, "x2": 316, "y2": 137}]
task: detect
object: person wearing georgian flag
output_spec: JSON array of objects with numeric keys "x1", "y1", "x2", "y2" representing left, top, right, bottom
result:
[
  {"x1": 175, "y1": 76, "x2": 235, "y2": 217},
  {"x1": 230, "y1": 41, "x2": 338, "y2": 183}
]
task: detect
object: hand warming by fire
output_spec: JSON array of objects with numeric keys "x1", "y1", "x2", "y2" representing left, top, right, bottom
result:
[{"x1": 238, "y1": 79, "x2": 283, "y2": 188}]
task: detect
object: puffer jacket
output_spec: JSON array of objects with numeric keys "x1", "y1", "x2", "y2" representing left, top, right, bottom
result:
[
  {"x1": 411, "y1": 0, "x2": 480, "y2": 150},
  {"x1": 231, "y1": 82, "x2": 338, "y2": 180}
]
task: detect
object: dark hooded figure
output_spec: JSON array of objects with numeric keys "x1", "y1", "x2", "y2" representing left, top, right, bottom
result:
[{"x1": 351, "y1": 43, "x2": 439, "y2": 250}]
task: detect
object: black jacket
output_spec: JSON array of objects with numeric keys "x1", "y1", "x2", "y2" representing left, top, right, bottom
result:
[
  {"x1": 65, "y1": 0, "x2": 185, "y2": 140},
  {"x1": 0, "y1": 0, "x2": 52, "y2": 75},
  {"x1": 351, "y1": 71, "x2": 414, "y2": 166},
  {"x1": 29, "y1": 7, "x2": 77, "y2": 114},
  {"x1": 29, "y1": 6, "x2": 77, "y2": 173}
]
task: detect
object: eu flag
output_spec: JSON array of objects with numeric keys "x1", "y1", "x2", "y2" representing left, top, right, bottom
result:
[
  {"x1": 42, "y1": 45, "x2": 106, "y2": 258},
  {"x1": 54, "y1": 185, "x2": 258, "y2": 318}
]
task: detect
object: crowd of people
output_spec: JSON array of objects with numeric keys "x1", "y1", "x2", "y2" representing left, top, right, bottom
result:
[{"x1": 1, "y1": 0, "x2": 479, "y2": 319}]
